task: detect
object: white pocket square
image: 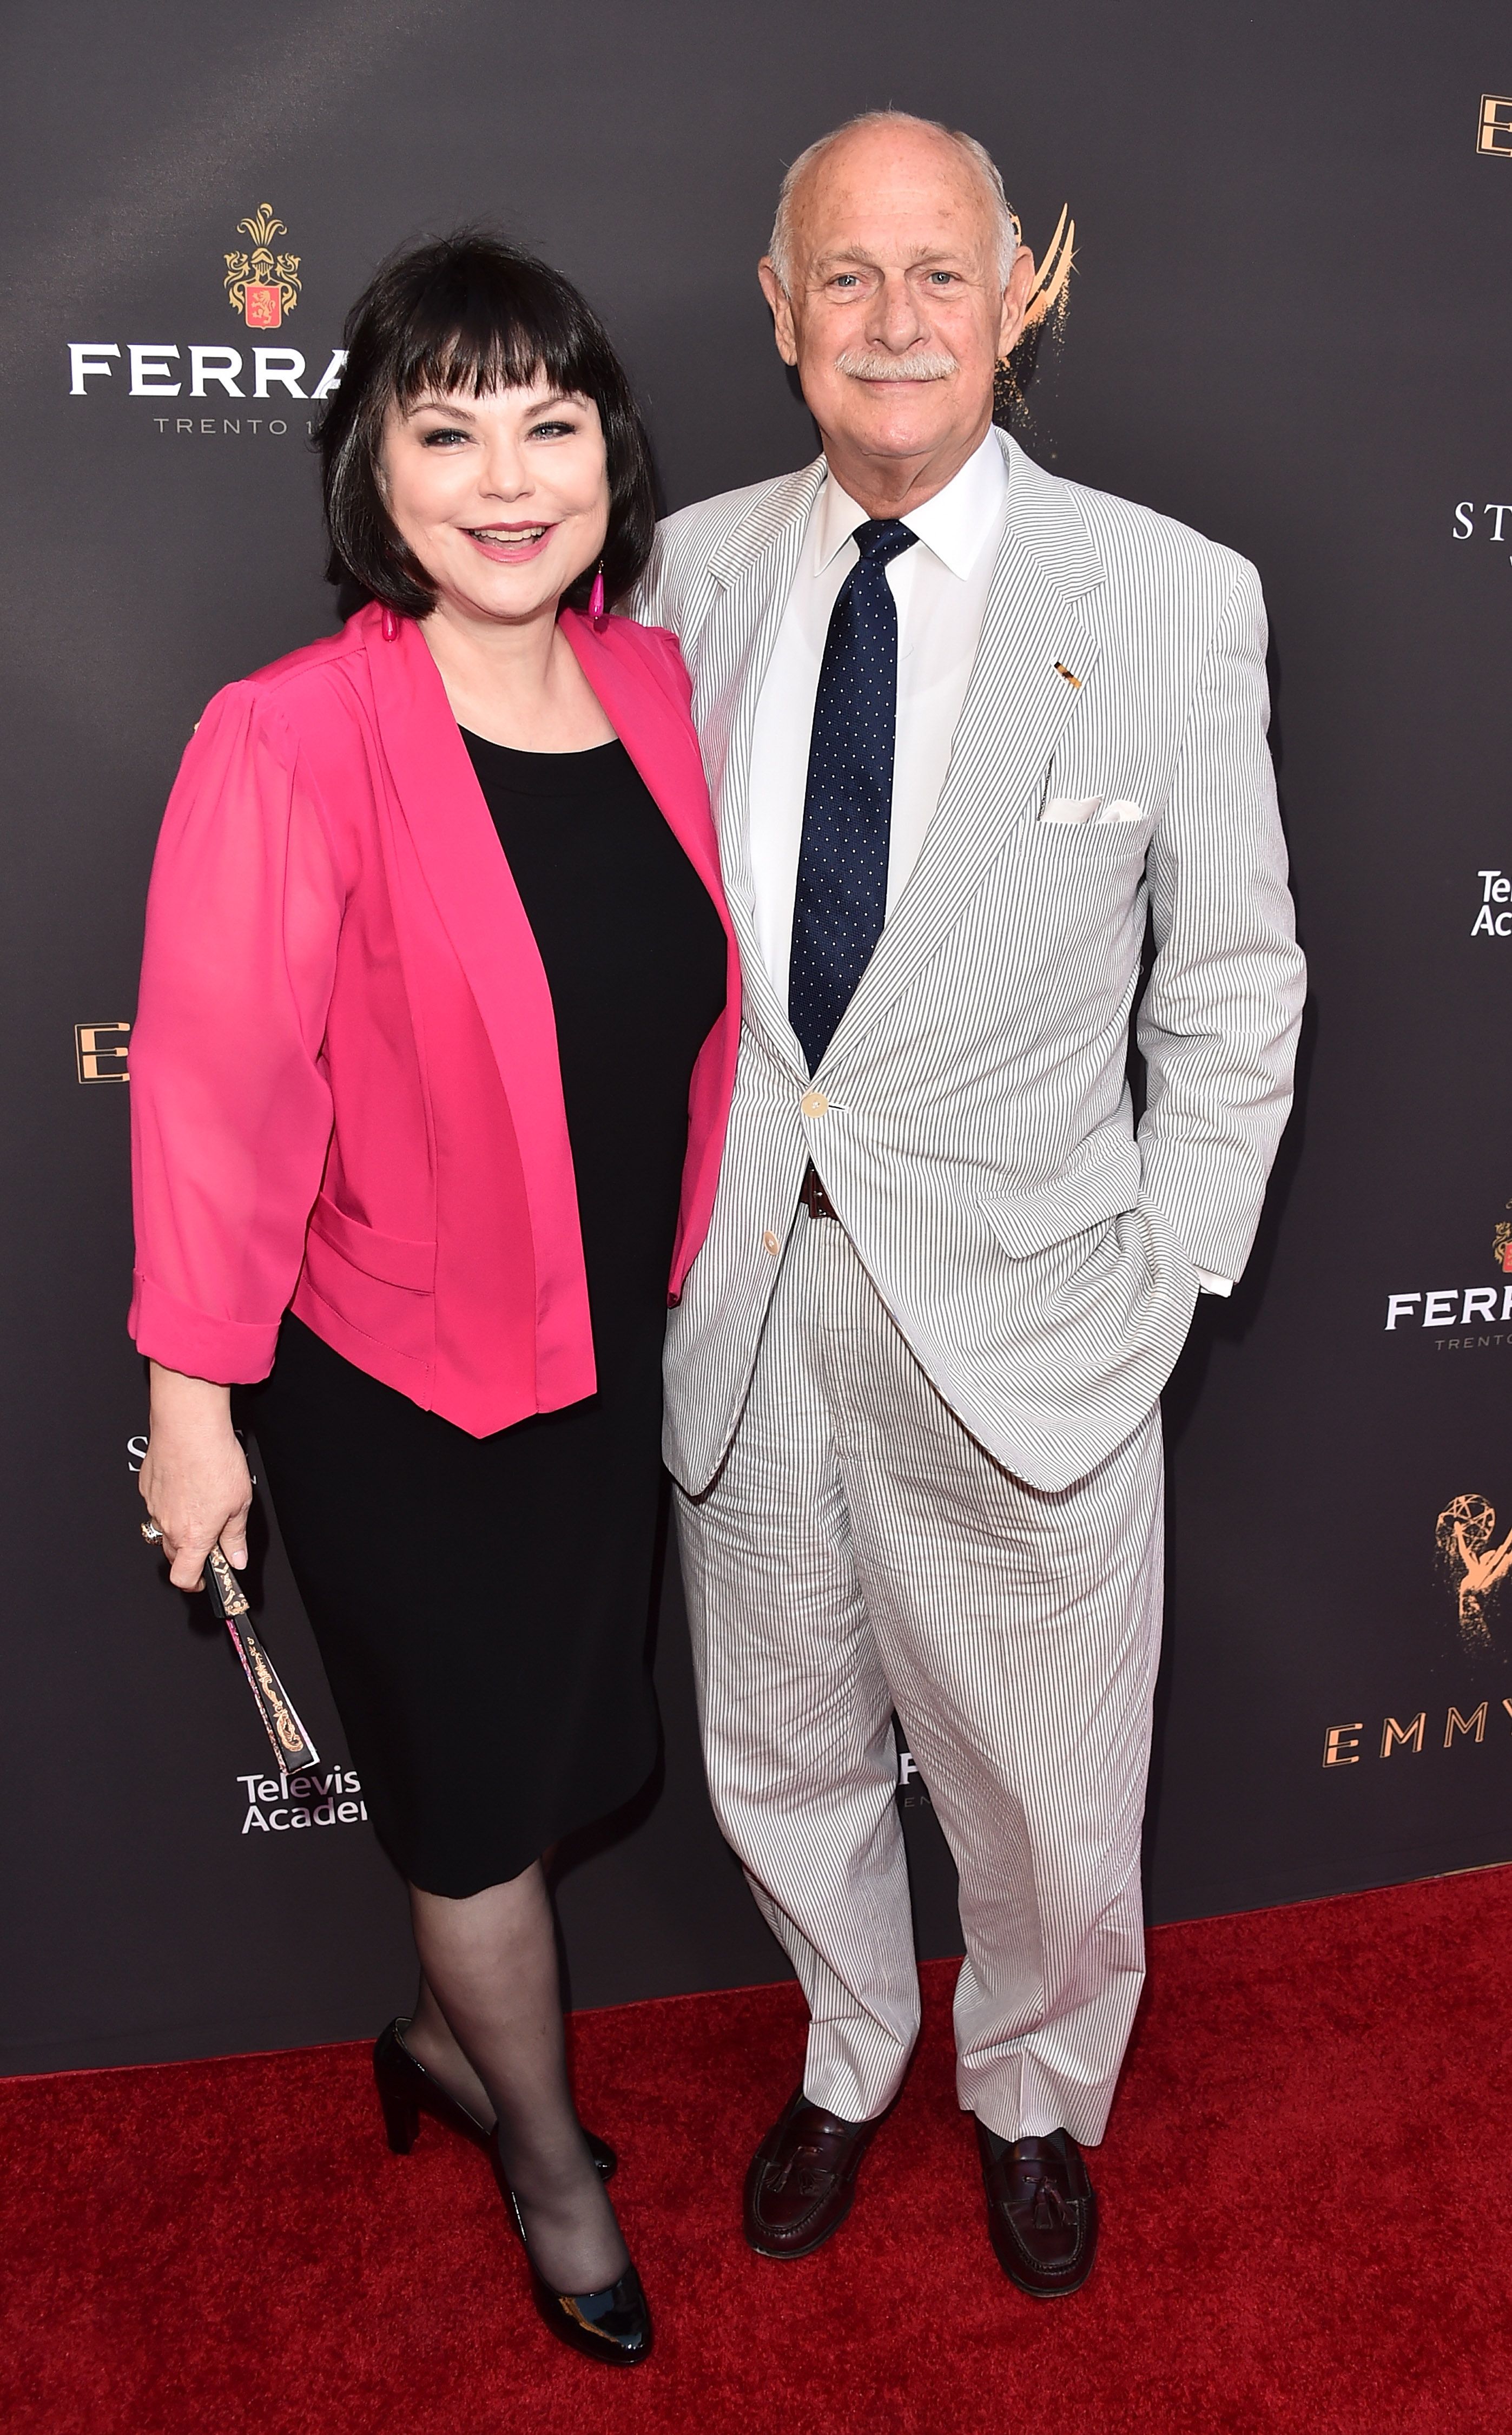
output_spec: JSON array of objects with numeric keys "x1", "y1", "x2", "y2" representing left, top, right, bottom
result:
[
  {"x1": 1098, "y1": 799, "x2": 1146, "y2": 822},
  {"x1": 1041, "y1": 795, "x2": 1102, "y2": 824}
]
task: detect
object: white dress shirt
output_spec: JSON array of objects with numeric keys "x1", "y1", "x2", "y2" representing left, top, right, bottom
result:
[
  {"x1": 746, "y1": 428, "x2": 1007, "y2": 1004},
  {"x1": 743, "y1": 429, "x2": 1231, "y2": 1296}
]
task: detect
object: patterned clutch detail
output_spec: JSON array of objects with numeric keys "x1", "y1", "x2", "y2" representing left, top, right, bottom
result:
[{"x1": 203, "y1": 1544, "x2": 320, "y2": 1769}]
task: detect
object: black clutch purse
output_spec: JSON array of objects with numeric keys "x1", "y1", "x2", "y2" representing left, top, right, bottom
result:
[{"x1": 201, "y1": 1544, "x2": 320, "y2": 1771}]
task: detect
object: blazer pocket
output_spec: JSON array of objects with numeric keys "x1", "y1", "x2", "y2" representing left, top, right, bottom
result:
[
  {"x1": 301, "y1": 1195, "x2": 437, "y2": 1368},
  {"x1": 980, "y1": 1136, "x2": 1143, "y2": 1257},
  {"x1": 306, "y1": 1193, "x2": 436, "y2": 1292}
]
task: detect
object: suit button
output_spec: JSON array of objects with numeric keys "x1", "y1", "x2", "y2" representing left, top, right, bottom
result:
[
  {"x1": 801, "y1": 1089, "x2": 829, "y2": 1118},
  {"x1": 763, "y1": 1230, "x2": 781, "y2": 1256}
]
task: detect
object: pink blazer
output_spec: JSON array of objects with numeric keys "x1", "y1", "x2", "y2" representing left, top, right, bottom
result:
[{"x1": 128, "y1": 602, "x2": 740, "y2": 1436}]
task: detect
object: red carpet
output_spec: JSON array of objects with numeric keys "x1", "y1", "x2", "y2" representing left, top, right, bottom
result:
[{"x1": 5, "y1": 1868, "x2": 1511, "y2": 2434}]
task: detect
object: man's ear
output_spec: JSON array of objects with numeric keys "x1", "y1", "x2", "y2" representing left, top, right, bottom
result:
[
  {"x1": 996, "y1": 247, "x2": 1039, "y2": 358},
  {"x1": 758, "y1": 259, "x2": 800, "y2": 367}
]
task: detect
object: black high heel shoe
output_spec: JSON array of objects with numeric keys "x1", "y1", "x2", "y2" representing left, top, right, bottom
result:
[
  {"x1": 372, "y1": 2018, "x2": 616, "y2": 2182},
  {"x1": 499, "y1": 2154, "x2": 653, "y2": 2368}
]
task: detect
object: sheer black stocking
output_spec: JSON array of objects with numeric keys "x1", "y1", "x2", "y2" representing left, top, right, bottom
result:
[
  {"x1": 407, "y1": 1864, "x2": 628, "y2": 2294},
  {"x1": 404, "y1": 1973, "x2": 496, "y2": 2130}
]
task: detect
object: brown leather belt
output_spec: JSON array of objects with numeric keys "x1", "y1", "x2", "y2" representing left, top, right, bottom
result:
[{"x1": 798, "y1": 1161, "x2": 838, "y2": 1220}]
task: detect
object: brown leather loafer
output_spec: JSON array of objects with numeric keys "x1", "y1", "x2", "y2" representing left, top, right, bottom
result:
[
  {"x1": 744, "y1": 2088, "x2": 880, "y2": 2259},
  {"x1": 975, "y1": 2120, "x2": 1099, "y2": 2298}
]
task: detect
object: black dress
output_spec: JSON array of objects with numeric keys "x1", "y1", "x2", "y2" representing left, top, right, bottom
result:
[{"x1": 248, "y1": 735, "x2": 728, "y2": 1897}]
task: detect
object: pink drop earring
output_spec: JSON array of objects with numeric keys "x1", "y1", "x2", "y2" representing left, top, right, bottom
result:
[
  {"x1": 588, "y1": 561, "x2": 606, "y2": 626},
  {"x1": 381, "y1": 607, "x2": 399, "y2": 641}
]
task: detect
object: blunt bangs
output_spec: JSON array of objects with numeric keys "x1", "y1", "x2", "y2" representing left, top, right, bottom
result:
[
  {"x1": 318, "y1": 232, "x2": 658, "y2": 621},
  {"x1": 386, "y1": 258, "x2": 586, "y2": 412}
]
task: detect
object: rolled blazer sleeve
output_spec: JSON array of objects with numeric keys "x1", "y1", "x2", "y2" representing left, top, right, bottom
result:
[
  {"x1": 1137, "y1": 561, "x2": 1306, "y2": 1285},
  {"x1": 128, "y1": 683, "x2": 345, "y2": 1382}
]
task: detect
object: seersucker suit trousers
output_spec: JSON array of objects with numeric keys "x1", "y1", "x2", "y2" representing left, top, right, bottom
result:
[{"x1": 675, "y1": 1203, "x2": 1165, "y2": 2148}]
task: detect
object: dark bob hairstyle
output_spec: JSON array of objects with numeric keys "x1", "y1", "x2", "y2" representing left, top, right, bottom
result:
[{"x1": 318, "y1": 231, "x2": 657, "y2": 620}]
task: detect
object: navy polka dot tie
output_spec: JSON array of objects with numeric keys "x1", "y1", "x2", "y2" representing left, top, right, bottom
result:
[{"x1": 788, "y1": 517, "x2": 920, "y2": 1072}]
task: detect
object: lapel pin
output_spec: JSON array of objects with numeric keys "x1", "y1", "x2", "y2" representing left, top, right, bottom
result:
[{"x1": 1054, "y1": 661, "x2": 1081, "y2": 689}]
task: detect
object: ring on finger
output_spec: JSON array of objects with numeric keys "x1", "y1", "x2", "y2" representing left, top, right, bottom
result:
[{"x1": 141, "y1": 1519, "x2": 164, "y2": 1545}]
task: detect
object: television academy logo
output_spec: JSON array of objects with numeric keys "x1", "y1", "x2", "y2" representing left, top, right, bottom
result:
[
  {"x1": 1320, "y1": 1478, "x2": 1512, "y2": 1763},
  {"x1": 1437, "y1": 1493, "x2": 1512, "y2": 1654},
  {"x1": 1470, "y1": 869, "x2": 1512, "y2": 937},
  {"x1": 238, "y1": 1762, "x2": 368, "y2": 1836},
  {"x1": 992, "y1": 203, "x2": 1074, "y2": 424},
  {"x1": 67, "y1": 200, "x2": 345, "y2": 429},
  {"x1": 1322, "y1": 1700, "x2": 1512, "y2": 1766}
]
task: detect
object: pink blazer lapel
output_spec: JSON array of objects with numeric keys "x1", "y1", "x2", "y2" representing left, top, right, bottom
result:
[
  {"x1": 362, "y1": 603, "x2": 735, "y2": 1354},
  {"x1": 560, "y1": 611, "x2": 741, "y2": 1303},
  {"x1": 362, "y1": 608, "x2": 587, "y2": 1364},
  {"x1": 559, "y1": 610, "x2": 731, "y2": 929}
]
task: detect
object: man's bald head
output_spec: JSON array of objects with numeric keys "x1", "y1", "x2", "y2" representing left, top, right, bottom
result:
[
  {"x1": 767, "y1": 111, "x2": 1020, "y2": 296},
  {"x1": 756, "y1": 109, "x2": 1037, "y2": 519}
]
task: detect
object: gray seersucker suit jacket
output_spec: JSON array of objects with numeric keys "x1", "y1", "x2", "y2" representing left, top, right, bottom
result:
[{"x1": 633, "y1": 430, "x2": 1305, "y2": 1497}]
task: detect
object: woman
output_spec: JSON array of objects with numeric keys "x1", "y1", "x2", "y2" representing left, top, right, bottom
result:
[{"x1": 129, "y1": 234, "x2": 738, "y2": 2368}]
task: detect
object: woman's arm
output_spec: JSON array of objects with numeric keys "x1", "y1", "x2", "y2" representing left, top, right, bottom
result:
[
  {"x1": 131, "y1": 681, "x2": 346, "y2": 1588},
  {"x1": 130, "y1": 681, "x2": 345, "y2": 1383},
  {"x1": 138, "y1": 1362, "x2": 253, "y2": 1591}
]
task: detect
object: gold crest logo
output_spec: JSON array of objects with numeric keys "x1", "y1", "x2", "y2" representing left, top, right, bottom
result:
[
  {"x1": 224, "y1": 205, "x2": 301, "y2": 330},
  {"x1": 1493, "y1": 1201, "x2": 1512, "y2": 1274}
]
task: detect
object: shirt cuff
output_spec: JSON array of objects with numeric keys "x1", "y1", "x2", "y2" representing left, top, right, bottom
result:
[
  {"x1": 128, "y1": 1272, "x2": 280, "y2": 1383},
  {"x1": 1195, "y1": 1268, "x2": 1233, "y2": 1296}
]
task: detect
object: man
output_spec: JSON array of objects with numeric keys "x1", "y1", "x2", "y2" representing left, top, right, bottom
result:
[{"x1": 633, "y1": 111, "x2": 1303, "y2": 2296}]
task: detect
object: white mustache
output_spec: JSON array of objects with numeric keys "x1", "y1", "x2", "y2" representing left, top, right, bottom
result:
[{"x1": 834, "y1": 347, "x2": 960, "y2": 382}]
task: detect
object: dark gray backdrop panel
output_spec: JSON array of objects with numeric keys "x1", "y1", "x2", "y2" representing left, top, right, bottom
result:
[{"x1": 3, "y1": 0, "x2": 1509, "y2": 2070}]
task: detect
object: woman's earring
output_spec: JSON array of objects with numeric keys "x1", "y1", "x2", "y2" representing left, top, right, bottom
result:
[
  {"x1": 588, "y1": 562, "x2": 606, "y2": 626},
  {"x1": 381, "y1": 607, "x2": 399, "y2": 642}
]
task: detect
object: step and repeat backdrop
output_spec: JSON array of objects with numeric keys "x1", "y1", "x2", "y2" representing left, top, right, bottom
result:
[{"x1": 3, "y1": 0, "x2": 1510, "y2": 2071}]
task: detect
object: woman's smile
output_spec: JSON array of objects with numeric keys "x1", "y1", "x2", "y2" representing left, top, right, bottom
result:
[{"x1": 461, "y1": 522, "x2": 554, "y2": 562}]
